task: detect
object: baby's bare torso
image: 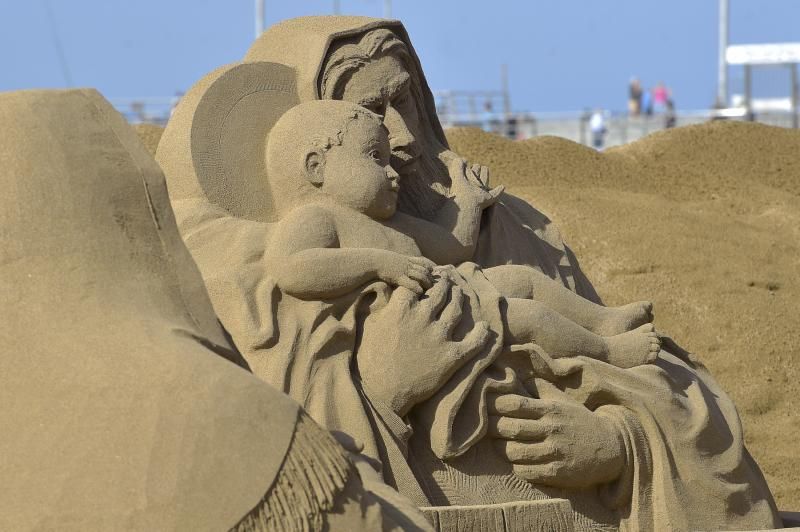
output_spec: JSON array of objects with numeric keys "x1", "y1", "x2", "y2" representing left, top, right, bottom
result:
[{"x1": 322, "y1": 202, "x2": 422, "y2": 256}]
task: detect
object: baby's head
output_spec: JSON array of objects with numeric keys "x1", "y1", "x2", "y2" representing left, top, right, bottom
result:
[{"x1": 267, "y1": 100, "x2": 400, "y2": 219}]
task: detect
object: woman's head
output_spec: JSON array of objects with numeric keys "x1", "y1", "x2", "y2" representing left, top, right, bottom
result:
[
  {"x1": 320, "y1": 30, "x2": 420, "y2": 172},
  {"x1": 320, "y1": 28, "x2": 450, "y2": 220}
]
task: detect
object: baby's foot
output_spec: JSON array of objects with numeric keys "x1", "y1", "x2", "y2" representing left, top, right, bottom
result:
[
  {"x1": 603, "y1": 323, "x2": 661, "y2": 368},
  {"x1": 596, "y1": 301, "x2": 654, "y2": 336}
]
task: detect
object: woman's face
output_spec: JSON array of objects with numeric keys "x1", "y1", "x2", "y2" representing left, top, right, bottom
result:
[{"x1": 338, "y1": 55, "x2": 422, "y2": 177}]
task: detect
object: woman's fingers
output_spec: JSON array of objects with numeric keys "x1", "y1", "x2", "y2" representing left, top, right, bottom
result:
[
  {"x1": 419, "y1": 276, "x2": 451, "y2": 320},
  {"x1": 395, "y1": 276, "x2": 424, "y2": 295},
  {"x1": 488, "y1": 415, "x2": 552, "y2": 440},
  {"x1": 438, "y1": 285, "x2": 465, "y2": 334},
  {"x1": 383, "y1": 285, "x2": 418, "y2": 311},
  {"x1": 456, "y1": 320, "x2": 491, "y2": 355},
  {"x1": 494, "y1": 440, "x2": 561, "y2": 463},
  {"x1": 487, "y1": 394, "x2": 555, "y2": 418},
  {"x1": 437, "y1": 321, "x2": 490, "y2": 380}
]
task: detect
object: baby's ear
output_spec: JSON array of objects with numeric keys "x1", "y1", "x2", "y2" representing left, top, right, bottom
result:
[{"x1": 304, "y1": 150, "x2": 325, "y2": 187}]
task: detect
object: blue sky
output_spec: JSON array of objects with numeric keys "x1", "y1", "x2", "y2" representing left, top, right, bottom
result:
[{"x1": 1, "y1": 1, "x2": 798, "y2": 112}]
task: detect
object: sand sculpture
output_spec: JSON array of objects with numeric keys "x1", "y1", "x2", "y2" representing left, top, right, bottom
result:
[
  {"x1": 156, "y1": 16, "x2": 784, "y2": 531},
  {"x1": 266, "y1": 100, "x2": 660, "y2": 371},
  {"x1": 0, "y1": 88, "x2": 433, "y2": 531}
]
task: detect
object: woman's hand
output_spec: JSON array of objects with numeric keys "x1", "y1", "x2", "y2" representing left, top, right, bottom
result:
[
  {"x1": 447, "y1": 158, "x2": 504, "y2": 211},
  {"x1": 487, "y1": 389, "x2": 626, "y2": 489},
  {"x1": 357, "y1": 275, "x2": 492, "y2": 417}
]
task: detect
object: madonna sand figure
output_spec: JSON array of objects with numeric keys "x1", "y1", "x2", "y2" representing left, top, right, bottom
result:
[
  {"x1": 158, "y1": 17, "x2": 781, "y2": 531},
  {"x1": 0, "y1": 88, "x2": 431, "y2": 532}
]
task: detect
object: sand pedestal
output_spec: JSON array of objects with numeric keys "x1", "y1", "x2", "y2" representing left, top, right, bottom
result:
[{"x1": 421, "y1": 499, "x2": 574, "y2": 532}]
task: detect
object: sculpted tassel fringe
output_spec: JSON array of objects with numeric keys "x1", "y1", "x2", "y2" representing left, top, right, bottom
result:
[{"x1": 233, "y1": 412, "x2": 354, "y2": 532}]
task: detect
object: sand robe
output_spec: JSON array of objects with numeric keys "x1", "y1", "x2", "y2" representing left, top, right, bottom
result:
[
  {"x1": 158, "y1": 17, "x2": 780, "y2": 530},
  {"x1": 0, "y1": 89, "x2": 407, "y2": 532}
]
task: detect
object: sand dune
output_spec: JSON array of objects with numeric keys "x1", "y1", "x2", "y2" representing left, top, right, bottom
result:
[
  {"x1": 447, "y1": 122, "x2": 800, "y2": 509},
  {"x1": 133, "y1": 123, "x2": 164, "y2": 157}
]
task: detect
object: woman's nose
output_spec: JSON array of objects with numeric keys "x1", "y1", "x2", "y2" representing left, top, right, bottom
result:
[
  {"x1": 385, "y1": 105, "x2": 417, "y2": 153},
  {"x1": 385, "y1": 165, "x2": 400, "y2": 181}
]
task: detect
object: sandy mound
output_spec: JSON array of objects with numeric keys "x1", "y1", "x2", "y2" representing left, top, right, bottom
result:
[
  {"x1": 447, "y1": 122, "x2": 800, "y2": 510},
  {"x1": 445, "y1": 128, "x2": 631, "y2": 190},
  {"x1": 607, "y1": 121, "x2": 800, "y2": 200},
  {"x1": 133, "y1": 123, "x2": 165, "y2": 157}
]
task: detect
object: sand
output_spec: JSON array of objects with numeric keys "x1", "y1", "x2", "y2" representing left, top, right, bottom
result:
[
  {"x1": 446, "y1": 121, "x2": 800, "y2": 510},
  {"x1": 133, "y1": 123, "x2": 164, "y2": 157}
]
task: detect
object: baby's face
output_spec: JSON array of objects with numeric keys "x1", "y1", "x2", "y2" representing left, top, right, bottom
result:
[{"x1": 322, "y1": 118, "x2": 400, "y2": 219}]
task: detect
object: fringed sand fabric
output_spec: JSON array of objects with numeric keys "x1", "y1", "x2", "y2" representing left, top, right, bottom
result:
[{"x1": 234, "y1": 412, "x2": 353, "y2": 532}]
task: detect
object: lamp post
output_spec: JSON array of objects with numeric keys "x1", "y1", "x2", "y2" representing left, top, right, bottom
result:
[
  {"x1": 255, "y1": 0, "x2": 265, "y2": 38},
  {"x1": 717, "y1": 0, "x2": 729, "y2": 107}
]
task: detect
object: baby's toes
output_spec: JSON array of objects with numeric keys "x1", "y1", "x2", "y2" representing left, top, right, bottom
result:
[
  {"x1": 649, "y1": 336, "x2": 662, "y2": 351},
  {"x1": 650, "y1": 339, "x2": 661, "y2": 351}
]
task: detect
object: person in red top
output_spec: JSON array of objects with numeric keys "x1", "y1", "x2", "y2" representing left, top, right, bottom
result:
[{"x1": 653, "y1": 81, "x2": 669, "y2": 113}]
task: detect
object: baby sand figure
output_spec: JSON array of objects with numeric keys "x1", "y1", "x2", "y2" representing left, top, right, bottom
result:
[{"x1": 265, "y1": 100, "x2": 660, "y2": 369}]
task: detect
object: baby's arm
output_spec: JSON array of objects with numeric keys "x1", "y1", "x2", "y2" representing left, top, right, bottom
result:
[
  {"x1": 266, "y1": 206, "x2": 434, "y2": 299},
  {"x1": 392, "y1": 159, "x2": 503, "y2": 265},
  {"x1": 388, "y1": 212, "x2": 468, "y2": 266}
]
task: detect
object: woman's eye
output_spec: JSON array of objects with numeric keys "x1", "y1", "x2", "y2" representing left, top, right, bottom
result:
[
  {"x1": 393, "y1": 92, "x2": 410, "y2": 107},
  {"x1": 369, "y1": 150, "x2": 380, "y2": 160}
]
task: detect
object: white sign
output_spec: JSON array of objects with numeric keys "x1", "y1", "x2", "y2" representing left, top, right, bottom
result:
[
  {"x1": 726, "y1": 43, "x2": 800, "y2": 65},
  {"x1": 751, "y1": 98, "x2": 794, "y2": 112}
]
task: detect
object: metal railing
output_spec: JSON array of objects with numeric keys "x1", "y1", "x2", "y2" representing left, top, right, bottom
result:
[
  {"x1": 439, "y1": 107, "x2": 800, "y2": 148},
  {"x1": 112, "y1": 97, "x2": 799, "y2": 149},
  {"x1": 110, "y1": 97, "x2": 177, "y2": 125}
]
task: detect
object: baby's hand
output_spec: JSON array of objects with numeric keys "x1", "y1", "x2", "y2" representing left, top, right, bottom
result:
[
  {"x1": 378, "y1": 255, "x2": 436, "y2": 295},
  {"x1": 448, "y1": 158, "x2": 505, "y2": 211}
]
